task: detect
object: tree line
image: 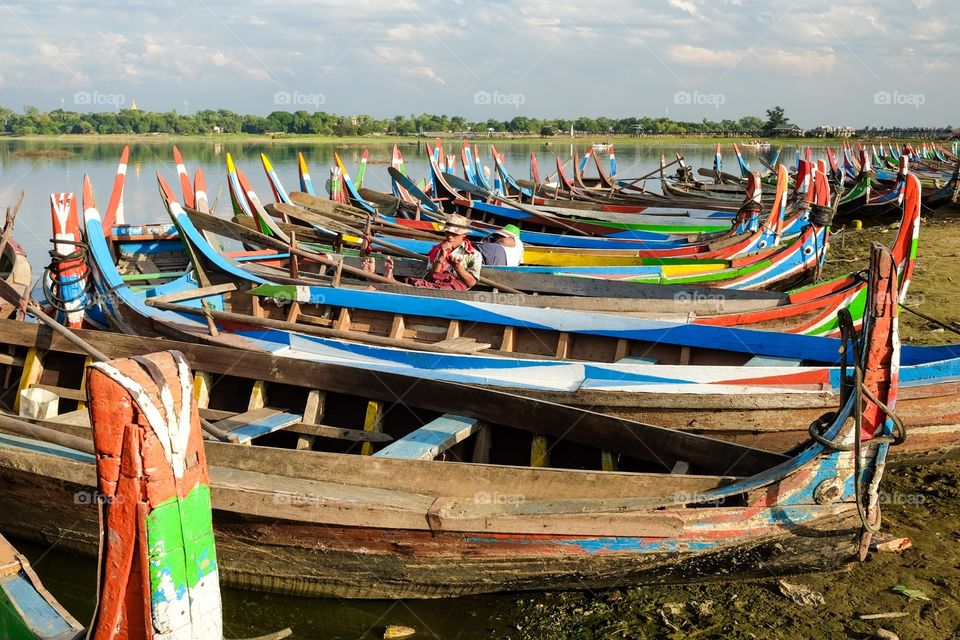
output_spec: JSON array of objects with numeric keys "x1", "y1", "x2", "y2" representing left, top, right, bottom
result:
[{"x1": 0, "y1": 105, "x2": 796, "y2": 137}]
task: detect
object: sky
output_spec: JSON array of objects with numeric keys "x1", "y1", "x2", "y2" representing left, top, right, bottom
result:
[{"x1": 0, "y1": 0, "x2": 957, "y2": 127}]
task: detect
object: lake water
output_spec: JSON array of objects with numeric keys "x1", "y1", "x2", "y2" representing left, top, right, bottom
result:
[
  {"x1": 0, "y1": 139, "x2": 789, "y2": 269},
  {"x1": 1, "y1": 138, "x2": 785, "y2": 639}
]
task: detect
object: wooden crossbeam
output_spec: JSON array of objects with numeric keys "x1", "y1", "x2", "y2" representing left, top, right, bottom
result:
[
  {"x1": 212, "y1": 407, "x2": 302, "y2": 445},
  {"x1": 374, "y1": 414, "x2": 480, "y2": 461}
]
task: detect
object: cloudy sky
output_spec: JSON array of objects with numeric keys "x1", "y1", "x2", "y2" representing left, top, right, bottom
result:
[{"x1": 0, "y1": 0, "x2": 956, "y2": 126}]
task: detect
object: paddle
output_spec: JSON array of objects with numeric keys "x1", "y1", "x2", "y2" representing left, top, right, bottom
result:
[
  {"x1": 388, "y1": 167, "x2": 441, "y2": 213},
  {"x1": 618, "y1": 157, "x2": 683, "y2": 187},
  {"x1": 441, "y1": 172, "x2": 590, "y2": 237},
  {"x1": 275, "y1": 203, "x2": 524, "y2": 294},
  {"x1": 0, "y1": 278, "x2": 110, "y2": 362},
  {"x1": 0, "y1": 276, "x2": 239, "y2": 443}
]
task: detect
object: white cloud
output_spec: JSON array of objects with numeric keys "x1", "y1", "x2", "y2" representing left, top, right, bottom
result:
[
  {"x1": 667, "y1": 0, "x2": 700, "y2": 17},
  {"x1": 667, "y1": 44, "x2": 739, "y2": 67}
]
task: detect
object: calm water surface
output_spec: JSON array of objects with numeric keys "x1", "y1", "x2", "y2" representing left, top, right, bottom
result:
[
  {"x1": 1, "y1": 138, "x2": 795, "y2": 639},
  {"x1": 0, "y1": 139, "x2": 794, "y2": 268}
]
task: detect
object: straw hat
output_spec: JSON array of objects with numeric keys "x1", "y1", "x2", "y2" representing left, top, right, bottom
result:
[{"x1": 443, "y1": 214, "x2": 471, "y2": 235}]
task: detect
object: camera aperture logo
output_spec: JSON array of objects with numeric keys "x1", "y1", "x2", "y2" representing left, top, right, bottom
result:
[
  {"x1": 474, "y1": 90, "x2": 526, "y2": 109},
  {"x1": 873, "y1": 90, "x2": 926, "y2": 109},
  {"x1": 274, "y1": 90, "x2": 326, "y2": 108},
  {"x1": 73, "y1": 91, "x2": 126, "y2": 108},
  {"x1": 673, "y1": 91, "x2": 726, "y2": 109}
]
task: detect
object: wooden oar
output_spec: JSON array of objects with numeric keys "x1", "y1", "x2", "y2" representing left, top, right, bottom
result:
[
  {"x1": 274, "y1": 203, "x2": 524, "y2": 294},
  {"x1": 441, "y1": 172, "x2": 591, "y2": 237},
  {"x1": 619, "y1": 157, "x2": 684, "y2": 187},
  {"x1": 0, "y1": 411, "x2": 96, "y2": 455},
  {"x1": 184, "y1": 207, "x2": 399, "y2": 286},
  {"x1": 387, "y1": 167, "x2": 442, "y2": 212},
  {"x1": 0, "y1": 278, "x2": 110, "y2": 362},
  {"x1": 539, "y1": 152, "x2": 576, "y2": 185},
  {"x1": 0, "y1": 278, "x2": 238, "y2": 443}
]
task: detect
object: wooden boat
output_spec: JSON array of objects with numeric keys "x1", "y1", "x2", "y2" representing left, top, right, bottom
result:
[
  {"x1": 0, "y1": 534, "x2": 83, "y2": 639},
  {"x1": 256, "y1": 174, "x2": 833, "y2": 290},
  {"x1": 50, "y1": 172, "x2": 955, "y2": 458},
  {"x1": 0, "y1": 244, "x2": 907, "y2": 598},
  {"x1": 0, "y1": 194, "x2": 31, "y2": 321},
  {"x1": 0, "y1": 237, "x2": 30, "y2": 319},
  {"x1": 307, "y1": 164, "x2": 818, "y2": 262}
]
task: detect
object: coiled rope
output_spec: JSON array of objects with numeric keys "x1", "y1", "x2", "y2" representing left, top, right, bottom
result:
[
  {"x1": 42, "y1": 239, "x2": 94, "y2": 313},
  {"x1": 807, "y1": 309, "x2": 905, "y2": 533}
]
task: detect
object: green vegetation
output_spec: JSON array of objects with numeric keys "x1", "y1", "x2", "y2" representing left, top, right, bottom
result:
[
  {"x1": 1, "y1": 106, "x2": 951, "y2": 141},
  {"x1": 0, "y1": 105, "x2": 773, "y2": 137}
]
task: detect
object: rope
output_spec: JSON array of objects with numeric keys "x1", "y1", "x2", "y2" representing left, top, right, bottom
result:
[
  {"x1": 804, "y1": 309, "x2": 906, "y2": 534},
  {"x1": 809, "y1": 204, "x2": 835, "y2": 227},
  {"x1": 899, "y1": 302, "x2": 960, "y2": 337},
  {"x1": 42, "y1": 239, "x2": 94, "y2": 313}
]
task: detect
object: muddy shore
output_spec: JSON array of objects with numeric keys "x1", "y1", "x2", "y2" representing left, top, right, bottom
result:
[{"x1": 510, "y1": 217, "x2": 960, "y2": 640}]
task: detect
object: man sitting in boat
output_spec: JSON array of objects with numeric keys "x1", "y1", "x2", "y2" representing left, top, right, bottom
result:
[
  {"x1": 364, "y1": 213, "x2": 482, "y2": 290},
  {"x1": 476, "y1": 224, "x2": 524, "y2": 267}
]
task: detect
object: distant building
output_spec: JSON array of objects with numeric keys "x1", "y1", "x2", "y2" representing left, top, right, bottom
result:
[
  {"x1": 129, "y1": 99, "x2": 139, "y2": 111},
  {"x1": 809, "y1": 125, "x2": 854, "y2": 138},
  {"x1": 771, "y1": 124, "x2": 806, "y2": 137}
]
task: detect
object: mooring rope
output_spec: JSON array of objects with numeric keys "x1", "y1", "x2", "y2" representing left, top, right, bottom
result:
[{"x1": 42, "y1": 239, "x2": 94, "y2": 313}]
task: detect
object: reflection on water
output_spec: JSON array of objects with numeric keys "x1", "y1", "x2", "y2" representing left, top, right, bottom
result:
[{"x1": 15, "y1": 537, "x2": 516, "y2": 639}]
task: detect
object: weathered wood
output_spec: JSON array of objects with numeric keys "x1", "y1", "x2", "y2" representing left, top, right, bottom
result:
[
  {"x1": 374, "y1": 414, "x2": 480, "y2": 461},
  {"x1": 531, "y1": 435, "x2": 550, "y2": 468},
  {"x1": 0, "y1": 320, "x2": 791, "y2": 475},
  {"x1": 13, "y1": 347, "x2": 43, "y2": 414},
  {"x1": 296, "y1": 389, "x2": 323, "y2": 450},
  {"x1": 472, "y1": 425, "x2": 492, "y2": 464},
  {"x1": 147, "y1": 299, "x2": 498, "y2": 355},
  {"x1": 360, "y1": 401, "x2": 383, "y2": 456},
  {"x1": 214, "y1": 408, "x2": 302, "y2": 445},
  {"x1": 29, "y1": 383, "x2": 85, "y2": 402},
  {"x1": 149, "y1": 282, "x2": 238, "y2": 304}
]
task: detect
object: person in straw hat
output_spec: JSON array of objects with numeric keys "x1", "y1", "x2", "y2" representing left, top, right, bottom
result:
[{"x1": 363, "y1": 213, "x2": 482, "y2": 290}]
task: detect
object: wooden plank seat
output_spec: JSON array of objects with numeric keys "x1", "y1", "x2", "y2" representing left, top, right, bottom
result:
[
  {"x1": 213, "y1": 407, "x2": 302, "y2": 445},
  {"x1": 743, "y1": 355, "x2": 802, "y2": 367},
  {"x1": 374, "y1": 414, "x2": 481, "y2": 461}
]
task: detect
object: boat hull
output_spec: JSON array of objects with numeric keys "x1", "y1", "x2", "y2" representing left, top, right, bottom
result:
[{"x1": 0, "y1": 449, "x2": 864, "y2": 600}]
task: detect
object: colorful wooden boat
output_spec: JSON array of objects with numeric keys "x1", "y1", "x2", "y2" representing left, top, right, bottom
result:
[
  {"x1": 0, "y1": 534, "x2": 83, "y2": 639},
  {"x1": 0, "y1": 245, "x2": 905, "y2": 598}
]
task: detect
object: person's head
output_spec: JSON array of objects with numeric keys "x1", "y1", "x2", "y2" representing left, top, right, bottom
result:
[
  {"x1": 493, "y1": 224, "x2": 520, "y2": 247},
  {"x1": 443, "y1": 214, "x2": 471, "y2": 247}
]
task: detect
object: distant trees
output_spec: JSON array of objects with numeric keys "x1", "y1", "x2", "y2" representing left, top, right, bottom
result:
[
  {"x1": 8, "y1": 104, "x2": 940, "y2": 139},
  {"x1": 763, "y1": 106, "x2": 789, "y2": 133}
]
